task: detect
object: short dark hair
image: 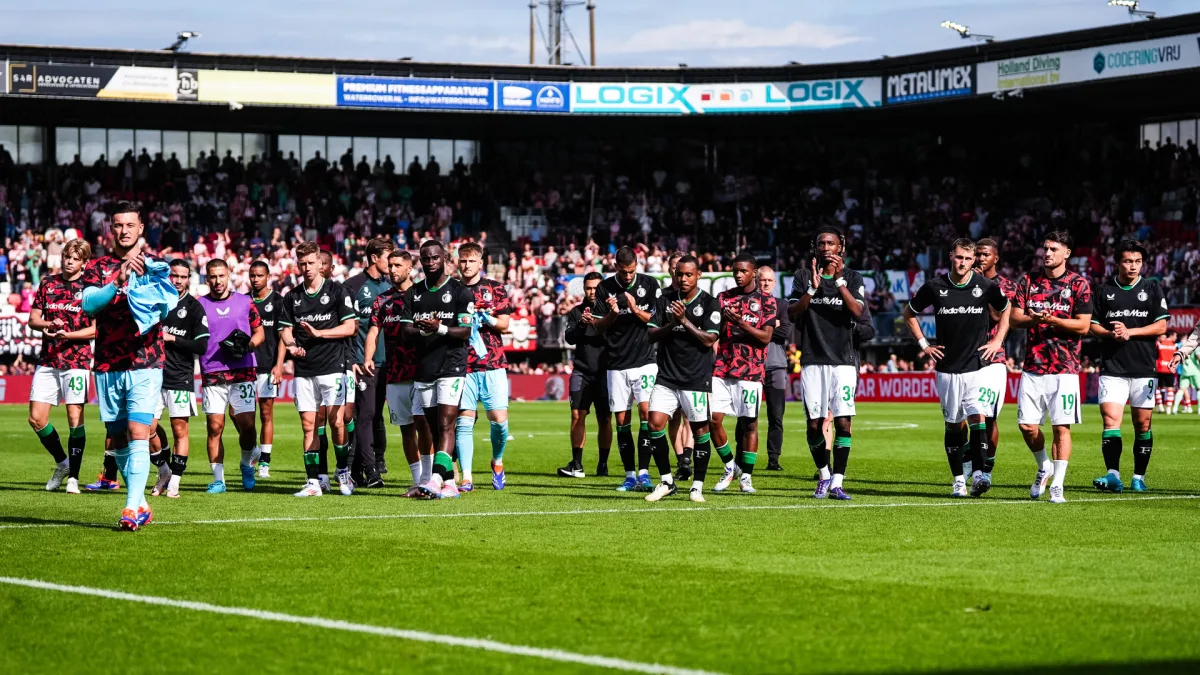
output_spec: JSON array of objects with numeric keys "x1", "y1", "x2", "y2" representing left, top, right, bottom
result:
[
  {"x1": 112, "y1": 200, "x2": 140, "y2": 218},
  {"x1": 667, "y1": 251, "x2": 684, "y2": 265},
  {"x1": 365, "y1": 237, "x2": 395, "y2": 261},
  {"x1": 1044, "y1": 230, "x2": 1073, "y2": 250},
  {"x1": 389, "y1": 250, "x2": 413, "y2": 262},
  {"x1": 169, "y1": 258, "x2": 191, "y2": 270},
  {"x1": 1115, "y1": 239, "x2": 1148, "y2": 260},
  {"x1": 584, "y1": 271, "x2": 603, "y2": 283},
  {"x1": 951, "y1": 238, "x2": 975, "y2": 253},
  {"x1": 458, "y1": 242, "x2": 484, "y2": 259},
  {"x1": 419, "y1": 239, "x2": 444, "y2": 252},
  {"x1": 615, "y1": 246, "x2": 636, "y2": 267},
  {"x1": 295, "y1": 241, "x2": 320, "y2": 259},
  {"x1": 676, "y1": 254, "x2": 699, "y2": 268},
  {"x1": 205, "y1": 259, "x2": 228, "y2": 275},
  {"x1": 976, "y1": 238, "x2": 999, "y2": 252},
  {"x1": 814, "y1": 225, "x2": 845, "y2": 248},
  {"x1": 733, "y1": 252, "x2": 757, "y2": 267},
  {"x1": 249, "y1": 260, "x2": 270, "y2": 273}
]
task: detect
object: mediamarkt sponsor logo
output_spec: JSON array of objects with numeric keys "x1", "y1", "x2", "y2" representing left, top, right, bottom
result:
[
  {"x1": 44, "y1": 302, "x2": 81, "y2": 313},
  {"x1": 1105, "y1": 309, "x2": 1150, "y2": 319},
  {"x1": 936, "y1": 306, "x2": 985, "y2": 315},
  {"x1": 1028, "y1": 300, "x2": 1072, "y2": 313},
  {"x1": 296, "y1": 312, "x2": 334, "y2": 322},
  {"x1": 810, "y1": 296, "x2": 845, "y2": 306}
]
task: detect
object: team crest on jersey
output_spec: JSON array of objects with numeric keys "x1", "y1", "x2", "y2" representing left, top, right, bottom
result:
[
  {"x1": 750, "y1": 300, "x2": 760, "y2": 312},
  {"x1": 1138, "y1": 291, "x2": 1148, "y2": 302},
  {"x1": 972, "y1": 287, "x2": 983, "y2": 298},
  {"x1": 693, "y1": 304, "x2": 703, "y2": 317},
  {"x1": 483, "y1": 291, "x2": 493, "y2": 302},
  {"x1": 710, "y1": 311, "x2": 721, "y2": 324},
  {"x1": 1060, "y1": 288, "x2": 1071, "y2": 299},
  {"x1": 320, "y1": 295, "x2": 329, "y2": 305},
  {"x1": 265, "y1": 303, "x2": 273, "y2": 313},
  {"x1": 442, "y1": 292, "x2": 452, "y2": 303},
  {"x1": 637, "y1": 287, "x2": 646, "y2": 298},
  {"x1": 73, "y1": 291, "x2": 82, "y2": 300},
  {"x1": 177, "y1": 308, "x2": 187, "y2": 318}
]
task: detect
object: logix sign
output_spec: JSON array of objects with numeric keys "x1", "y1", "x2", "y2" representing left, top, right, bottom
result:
[{"x1": 571, "y1": 78, "x2": 880, "y2": 114}]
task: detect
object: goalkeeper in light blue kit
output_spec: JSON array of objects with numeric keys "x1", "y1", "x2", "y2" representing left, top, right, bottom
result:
[
  {"x1": 454, "y1": 243, "x2": 512, "y2": 491},
  {"x1": 80, "y1": 201, "x2": 177, "y2": 531}
]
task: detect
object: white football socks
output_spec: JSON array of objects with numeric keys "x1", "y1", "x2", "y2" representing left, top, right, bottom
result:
[{"x1": 1051, "y1": 460, "x2": 1068, "y2": 488}]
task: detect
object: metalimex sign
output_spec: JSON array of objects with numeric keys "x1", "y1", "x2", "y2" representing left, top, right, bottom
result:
[{"x1": 885, "y1": 65, "x2": 974, "y2": 105}]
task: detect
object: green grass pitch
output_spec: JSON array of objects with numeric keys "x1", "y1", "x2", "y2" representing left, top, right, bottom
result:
[{"x1": 1, "y1": 402, "x2": 1198, "y2": 674}]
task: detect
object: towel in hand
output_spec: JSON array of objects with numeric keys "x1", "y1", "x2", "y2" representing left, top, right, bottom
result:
[{"x1": 126, "y1": 258, "x2": 180, "y2": 334}]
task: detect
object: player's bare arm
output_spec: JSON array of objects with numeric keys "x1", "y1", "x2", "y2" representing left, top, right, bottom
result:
[
  {"x1": 902, "y1": 303, "x2": 944, "y2": 362},
  {"x1": 979, "y1": 303, "x2": 1012, "y2": 362},
  {"x1": 363, "y1": 325, "x2": 381, "y2": 376}
]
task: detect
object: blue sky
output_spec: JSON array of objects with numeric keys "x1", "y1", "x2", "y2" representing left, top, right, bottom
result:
[{"x1": 2, "y1": 1, "x2": 1196, "y2": 67}]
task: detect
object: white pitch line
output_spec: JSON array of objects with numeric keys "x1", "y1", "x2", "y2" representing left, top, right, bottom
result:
[
  {"x1": 1, "y1": 494, "x2": 1195, "y2": 532},
  {"x1": 0, "y1": 576, "x2": 725, "y2": 675}
]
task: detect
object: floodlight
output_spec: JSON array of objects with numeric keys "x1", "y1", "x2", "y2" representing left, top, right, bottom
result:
[
  {"x1": 1108, "y1": 1, "x2": 1155, "y2": 19},
  {"x1": 941, "y1": 20, "x2": 994, "y2": 42}
]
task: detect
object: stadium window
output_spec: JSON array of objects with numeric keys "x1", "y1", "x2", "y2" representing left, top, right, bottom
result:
[
  {"x1": 353, "y1": 137, "x2": 378, "y2": 168},
  {"x1": 163, "y1": 130, "x2": 189, "y2": 166},
  {"x1": 429, "y1": 139, "x2": 453, "y2": 171},
  {"x1": 135, "y1": 129, "x2": 163, "y2": 160},
  {"x1": 379, "y1": 138, "x2": 402, "y2": 170},
  {"x1": 1181, "y1": 120, "x2": 1198, "y2": 150},
  {"x1": 300, "y1": 135, "x2": 327, "y2": 163},
  {"x1": 1161, "y1": 121, "x2": 1179, "y2": 148},
  {"x1": 107, "y1": 129, "x2": 134, "y2": 164},
  {"x1": 454, "y1": 140, "x2": 479, "y2": 165},
  {"x1": 18, "y1": 126, "x2": 44, "y2": 165},
  {"x1": 245, "y1": 133, "x2": 267, "y2": 162},
  {"x1": 0, "y1": 127, "x2": 17, "y2": 161},
  {"x1": 404, "y1": 139, "x2": 429, "y2": 165},
  {"x1": 278, "y1": 135, "x2": 300, "y2": 162},
  {"x1": 80, "y1": 128, "x2": 107, "y2": 165},
  {"x1": 1141, "y1": 123, "x2": 1161, "y2": 148},
  {"x1": 217, "y1": 132, "x2": 243, "y2": 163},
  {"x1": 328, "y1": 136, "x2": 353, "y2": 167},
  {"x1": 56, "y1": 127, "x2": 81, "y2": 166},
  {"x1": 189, "y1": 131, "x2": 216, "y2": 168}
]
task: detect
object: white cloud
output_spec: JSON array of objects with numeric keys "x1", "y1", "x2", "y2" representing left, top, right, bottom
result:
[{"x1": 608, "y1": 19, "x2": 868, "y2": 54}]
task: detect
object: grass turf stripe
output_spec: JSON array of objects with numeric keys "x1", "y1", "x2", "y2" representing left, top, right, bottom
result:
[
  {"x1": 0, "y1": 576, "x2": 727, "y2": 675},
  {"x1": 1, "y1": 494, "x2": 1195, "y2": 531}
]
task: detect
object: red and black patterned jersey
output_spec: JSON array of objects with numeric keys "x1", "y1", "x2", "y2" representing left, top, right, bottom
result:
[
  {"x1": 1014, "y1": 269, "x2": 1093, "y2": 375},
  {"x1": 372, "y1": 289, "x2": 417, "y2": 384},
  {"x1": 713, "y1": 288, "x2": 778, "y2": 383},
  {"x1": 82, "y1": 256, "x2": 166, "y2": 372},
  {"x1": 464, "y1": 277, "x2": 512, "y2": 373},
  {"x1": 201, "y1": 304, "x2": 262, "y2": 387},
  {"x1": 32, "y1": 274, "x2": 92, "y2": 370},
  {"x1": 986, "y1": 274, "x2": 1017, "y2": 365}
]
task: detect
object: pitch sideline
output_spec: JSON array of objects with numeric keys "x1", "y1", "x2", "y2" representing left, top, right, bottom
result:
[
  {"x1": 0, "y1": 576, "x2": 726, "y2": 675},
  {"x1": 0, "y1": 494, "x2": 1195, "y2": 532}
]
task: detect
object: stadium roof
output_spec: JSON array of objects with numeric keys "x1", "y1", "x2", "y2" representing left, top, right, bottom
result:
[{"x1": 1, "y1": 12, "x2": 1199, "y2": 82}]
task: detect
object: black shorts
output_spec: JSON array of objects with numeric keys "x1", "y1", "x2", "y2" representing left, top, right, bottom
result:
[
  {"x1": 570, "y1": 371, "x2": 610, "y2": 415},
  {"x1": 1158, "y1": 373, "x2": 1178, "y2": 389}
]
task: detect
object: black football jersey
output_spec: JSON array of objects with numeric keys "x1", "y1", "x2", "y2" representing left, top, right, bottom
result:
[
  {"x1": 908, "y1": 272, "x2": 1009, "y2": 374},
  {"x1": 593, "y1": 273, "x2": 660, "y2": 371},
  {"x1": 788, "y1": 268, "x2": 866, "y2": 367},
  {"x1": 280, "y1": 279, "x2": 357, "y2": 378},
  {"x1": 252, "y1": 290, "x2": 284, "y2": 375},
  {"x1": 1093, "y1": 277, "x2": 1170, "y2": 378},
  {"x1": 650, "y1": 288, "x2": 722, "y2": 391},
  {"x1": 161, "y1": 294, "x2": 209, "y2": 391},
  {"x1": 565, "y1": 305, "x2": 606, "y2": 376},
  {"x1": 400, "y1": 277, "x2": 475, "y2": 382}
]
